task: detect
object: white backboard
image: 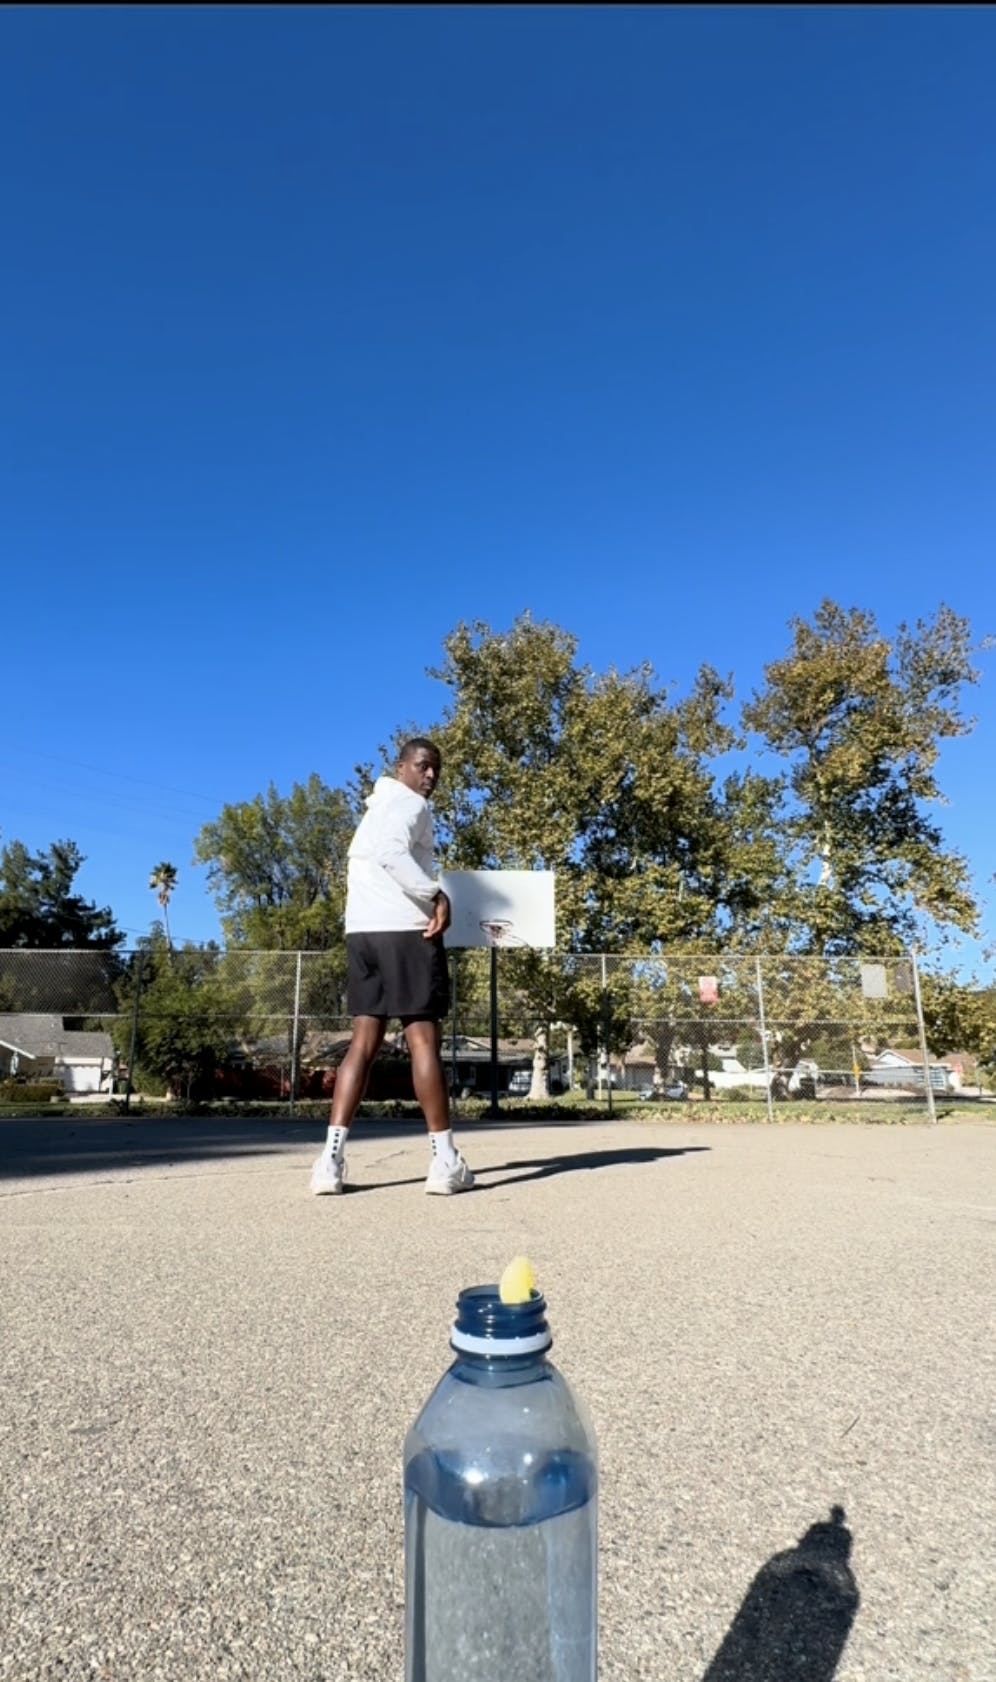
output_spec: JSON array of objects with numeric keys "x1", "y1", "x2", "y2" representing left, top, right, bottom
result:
[{"x1": 441, "y1": 870, "x2": 556, "y2": 950}]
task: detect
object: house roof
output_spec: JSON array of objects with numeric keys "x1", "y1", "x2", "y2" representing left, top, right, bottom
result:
[
  {"x1": 0, "y1": 1014, "x2": 113, "y2": 1062},
  {"x1": 875, "y1": 1047, "x2": 945, "y2": 1069}
]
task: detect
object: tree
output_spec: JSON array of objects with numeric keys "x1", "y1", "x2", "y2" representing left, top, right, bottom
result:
[
  {"x1": 400, "y1": 614, "x2": 739, "y2": 1092},
  {"x1": 413, "y1": 614, "x2": 737, "y2": 951},
  {"x1": 112, "y1": 936, "x2": 251, "y2": 1101},
  {"x1": 149, "y1": 862, "x2": 178, "y2": 950},
  {"x1": 194, "y1": 775, "x2": 355, "y2": 953},
  {"x1": 743, "y1": 602, "x2": 986, "y2": 954},
  {"x1": 918, "y1": 973, "x2": 996, "y2": 1072},
  {"x1": 0, "y1": 838, "x2": 122, "y2": 949},
  {"x1": 194, "y1": 776, "x2": 358, "y2": 1081}
]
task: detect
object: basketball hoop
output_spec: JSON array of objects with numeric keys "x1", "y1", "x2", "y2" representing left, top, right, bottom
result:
[{"x1": 479, "y1": 919, "x2": 528, "y2": 948}]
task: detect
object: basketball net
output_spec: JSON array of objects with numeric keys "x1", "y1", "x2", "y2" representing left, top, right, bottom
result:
[{"x1": 479, "y1": 919, "x2": 528, "y2": 948}]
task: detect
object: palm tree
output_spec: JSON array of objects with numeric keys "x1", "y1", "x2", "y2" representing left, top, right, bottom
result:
[{"x1": 149, "y1": 862, "x2": 178, "y2": 950}]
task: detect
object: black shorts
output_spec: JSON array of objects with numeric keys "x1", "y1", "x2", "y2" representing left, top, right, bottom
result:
[{"x1": 346, "y1": 931, "x2": 450, "y2": 1021}]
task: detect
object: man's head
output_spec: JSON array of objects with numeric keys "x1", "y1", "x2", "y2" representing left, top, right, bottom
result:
[{"x1": 397, "y1": 738, "x2": 442, "y2": 798}]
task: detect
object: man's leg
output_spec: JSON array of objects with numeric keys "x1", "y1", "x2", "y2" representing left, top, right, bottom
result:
[
  {"x1": 404, "y1": 1017, "x2": 475, "y2": 1195},
  {"x1": 403, "y1": 1017, "x2": 450, "y2": 1132},
  {"x1": 330, "y1": 1016, "x2": 388, "y2": 1129},
  {"x1": 311, "y1": 1016, "x2": 386, "y2": 1195}
]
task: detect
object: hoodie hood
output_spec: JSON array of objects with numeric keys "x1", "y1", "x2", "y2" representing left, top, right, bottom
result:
[{"x1": 365, "y1": 775, "x2": 424, "y2": 811}]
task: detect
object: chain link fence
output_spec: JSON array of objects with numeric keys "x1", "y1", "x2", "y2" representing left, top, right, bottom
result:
[{"x1": 0, "y1": 945, "x2": 968, "y2": 1120}]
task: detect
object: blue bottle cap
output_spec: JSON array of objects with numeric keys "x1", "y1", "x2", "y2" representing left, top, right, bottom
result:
[{"x1": 450, "y1": 1284, "x2": 552, "y2": 1356}]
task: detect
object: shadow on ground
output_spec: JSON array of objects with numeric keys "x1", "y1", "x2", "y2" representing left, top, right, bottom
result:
[
  {"x1": 0, "y1": 1114, "x2": 423, "y2": 1182},
  {"x1": 473, "y1": 1145, "x2": 708, "y2": 1190},
  {"x1": 702, "y1": 1507, "x2": 860, "y2": 1682},
  {"x1": 349, "y1": 1145, "x2": 709, "y2": 1193},
  {"x1": 0, "y1": 1116, "x2": 696, "y2": 1184}
]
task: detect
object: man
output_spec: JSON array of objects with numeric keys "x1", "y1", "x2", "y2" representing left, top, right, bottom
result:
[{"x1": 310, "y1": 738, "x2": 475, "y2": 1197}]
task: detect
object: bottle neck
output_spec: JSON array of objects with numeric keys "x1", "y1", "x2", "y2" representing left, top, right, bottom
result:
[
  {"x1": 450, "y1": 1283, "x2": 552, "y2": 1360},
  {"x1": 450, "y1": 1348, "x2": 551, "y2": 1387}
]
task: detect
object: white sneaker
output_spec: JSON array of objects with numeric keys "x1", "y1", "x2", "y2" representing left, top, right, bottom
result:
[
  {"x1": 310, "y1": 1154, "x2": 346, "y2": 1196},
  {"x1": 425, "y1": 1153, "x2": 475, "y2": 1196}
]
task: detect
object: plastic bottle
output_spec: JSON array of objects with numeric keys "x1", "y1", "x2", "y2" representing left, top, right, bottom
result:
[{"x1": 404, "y1": 1274, "x2": 598, "y2": 1682}]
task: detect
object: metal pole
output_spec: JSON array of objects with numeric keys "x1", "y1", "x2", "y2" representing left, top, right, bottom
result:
[
  {"x1": 910, "y1": 949, "x2": 937, "y2": 1126},
  {"x1": 123, "y1": 950, "x2": 146, "y2": 1114},
  {"x1": 289, "y1": 951, "x2": 303, "y2": 1116},
  {"x1": 450, "y1": 950, "x2": 459, "y2": 1117},
  {"x1": 487, "y1": 944, "x2": 500, "y2": 1118},
  {"x1": 601, "y1": 955, "x2": 613, "y2": 1117},
  {"x1": 755, "y1": 956, "x2": 775, "y2": 1124}
]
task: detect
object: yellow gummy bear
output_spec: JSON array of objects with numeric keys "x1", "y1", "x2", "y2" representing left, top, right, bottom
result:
[{"x1": 499, "y1": 1255, "x2": 537, "y2": 1305}]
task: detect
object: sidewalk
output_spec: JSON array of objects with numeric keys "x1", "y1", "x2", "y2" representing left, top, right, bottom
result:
[{"x1": 1, "y1": 1118, "x2": 993, "y2": 1681}]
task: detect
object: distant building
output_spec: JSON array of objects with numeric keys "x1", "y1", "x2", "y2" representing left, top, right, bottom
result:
[{"x1": 0, "y1": 1014, "x2": 114, "y2": 1093}]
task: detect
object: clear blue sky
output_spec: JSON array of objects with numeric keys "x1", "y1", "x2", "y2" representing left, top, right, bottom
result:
[{"x1": 2, "y1": 8, "x2": 994, "y2": 969}]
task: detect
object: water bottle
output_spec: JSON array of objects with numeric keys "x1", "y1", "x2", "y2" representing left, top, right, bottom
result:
[{"x1": 404, "y1": 1266, "x2": 598, "y2": 1682}]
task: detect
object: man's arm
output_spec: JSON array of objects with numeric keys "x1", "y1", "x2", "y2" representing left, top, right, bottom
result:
[
  {"x1": 375, "y1": 816, "x2": 440, "y2": 900},
  {"x1": 423, "y1": 889, "x2": 451, "y2": 940},
  {"x1": 374, "y1": 803, "x2": 446, "y2": 915}
]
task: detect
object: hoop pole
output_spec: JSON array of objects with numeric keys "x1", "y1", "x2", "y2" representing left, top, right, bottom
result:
[
  {"x1": 486, "y1": 943, "x2": 501, "y2": 1118},
  {"x1": 450, "y1": 949, "x2": 460, "y2": 1116},
  {"x1": 911, "y1": 949, "x2": 937, "y2": 1126}
]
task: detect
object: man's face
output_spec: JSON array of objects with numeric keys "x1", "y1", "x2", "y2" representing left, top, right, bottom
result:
[{"x1": 398, "y1": 747, "x2": 442, "y2": 799}]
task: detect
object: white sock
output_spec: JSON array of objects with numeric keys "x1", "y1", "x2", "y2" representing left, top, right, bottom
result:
[
  {"x1": 430, "y1": 1129, "x2": 459, "y2": 1168},
  {"x1": 325, "y1": 1126, "x2": 347, "y2": 1163}
]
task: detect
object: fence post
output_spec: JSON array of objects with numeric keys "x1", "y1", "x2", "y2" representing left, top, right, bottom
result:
[
  {"x1": 289, "y1": 951, "x2": 303, "y2": 1117},
  {"x1": 123, "y1": 949, "x2": 146, "y2": 1113},
  {"x1": 601, "y1": 955, "x2": 613, "y2": 1117},
  {"x1": 910, "y1": 949, "x2": 937, "y2": 1126},
  {"x1": 755, "y1": 956, "x2": 775, "y2": 1124},
  {"x1": 450, "y1": 949, "x2": 460, "y2": 1118}
]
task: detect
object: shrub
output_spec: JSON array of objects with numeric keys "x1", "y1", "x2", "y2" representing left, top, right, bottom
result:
[{"x1": 0, "y1": 1080, "x2": 63, "y2": 1103}]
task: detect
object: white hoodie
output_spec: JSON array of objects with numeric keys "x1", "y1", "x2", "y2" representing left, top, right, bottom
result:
[{"x1": 344, "y1": 775, "x2": 442, "y2": 933}]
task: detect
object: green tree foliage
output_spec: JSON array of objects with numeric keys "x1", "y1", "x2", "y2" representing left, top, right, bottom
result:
[
  {"x1": 0, "y1": 839, "x2": 122, "y2": 949},
  {"x1": 390, "y1": 608, "x2": 988, "y2": 1092},
  {"x1": 919, "y1": 973, "x2": 996, "y2": 1065},
  {"x1": 413, "y1": 614, "x2": 737, "y2": 950},
  {"x1": 194, "y1": 775, "x2": 355, "y2": 954},
  {"x1": 113, "y1": 938, "x2": 251, "y2": 1100},
  {"x1": 397, "y1": 615, "x2": 740, "y2": 1092},
  {"x1": 193, "y1": 777, "x2": 357, "y2": 1073},
  {"x1": 743, "y1": 601, "x2": 985, "y2": 954}
]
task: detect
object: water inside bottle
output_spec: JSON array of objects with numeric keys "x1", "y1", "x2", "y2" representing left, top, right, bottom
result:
[{"x1": 405, "y1": 1447, "x2": 596, "y2": 1682}]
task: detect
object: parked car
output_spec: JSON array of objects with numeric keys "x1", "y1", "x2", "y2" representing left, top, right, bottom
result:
[
  {"x1": 787, "y1": 1059, "x2": 819, "y2": 1099},
  {"x1": 638, "y1": 1079, "x2": 688, "y2": 1101},
  {"x1": 506, "y1": 1068, "x2": 566, "y2": 1097}
]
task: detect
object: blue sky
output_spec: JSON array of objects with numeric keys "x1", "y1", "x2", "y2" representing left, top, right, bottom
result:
[{"x1": 2, "y1": 7, "x2": 994, "y2": 969}]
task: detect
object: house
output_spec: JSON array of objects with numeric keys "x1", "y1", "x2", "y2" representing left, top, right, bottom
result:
[
  {"x1": 618, "y1": 1038, "x2": 770, "y2": 1092},
  {"x1": 864, "y1": 1048, "x2": 956, "y2": 1095},
  {"x1": 439, "y1": 1035, "x2": 567, "y2": 1095},
  {"x1": 0, "y1": 1014, "x2": 115, "y2": 1094},
  {"x1": 935, "y1": 1051, "x2": 979, "y2": 1090}
]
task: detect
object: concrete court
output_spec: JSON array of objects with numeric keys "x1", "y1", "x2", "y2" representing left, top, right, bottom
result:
[{"x1": 0, "y1": 1115, "x2": 993, "y2": 1682}]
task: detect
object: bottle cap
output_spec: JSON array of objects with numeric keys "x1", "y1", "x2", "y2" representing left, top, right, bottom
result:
[{"x1": 450, "y1": 1283, "x2": 552, "y2": 1355}]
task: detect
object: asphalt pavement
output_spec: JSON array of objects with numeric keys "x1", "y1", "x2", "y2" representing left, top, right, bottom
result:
[{"x1": 1, "y1": 1113, "x2": 993, "y2": 1681}]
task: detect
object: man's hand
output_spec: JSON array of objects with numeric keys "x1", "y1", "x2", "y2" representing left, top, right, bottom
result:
[{"x1": 424, "y1": 889, "x2": 451, "y2": 939}]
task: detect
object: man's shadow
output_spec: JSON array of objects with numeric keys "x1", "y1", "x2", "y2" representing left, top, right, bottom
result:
[
  {"x1": 702, "y1": 1507, "x2": 860, "y2": 1682},
  {"x1": 354, "y1": 1145, "x2": 709, "y2": 1192},
  {"x1": 481, "y1": 1144, "x2": 708, "y2": 1189}
]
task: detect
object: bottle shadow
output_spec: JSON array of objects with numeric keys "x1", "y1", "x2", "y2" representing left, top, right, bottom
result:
[{"x1": 702, "y1": 1507, "x2": 859, "y2": 1682}]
